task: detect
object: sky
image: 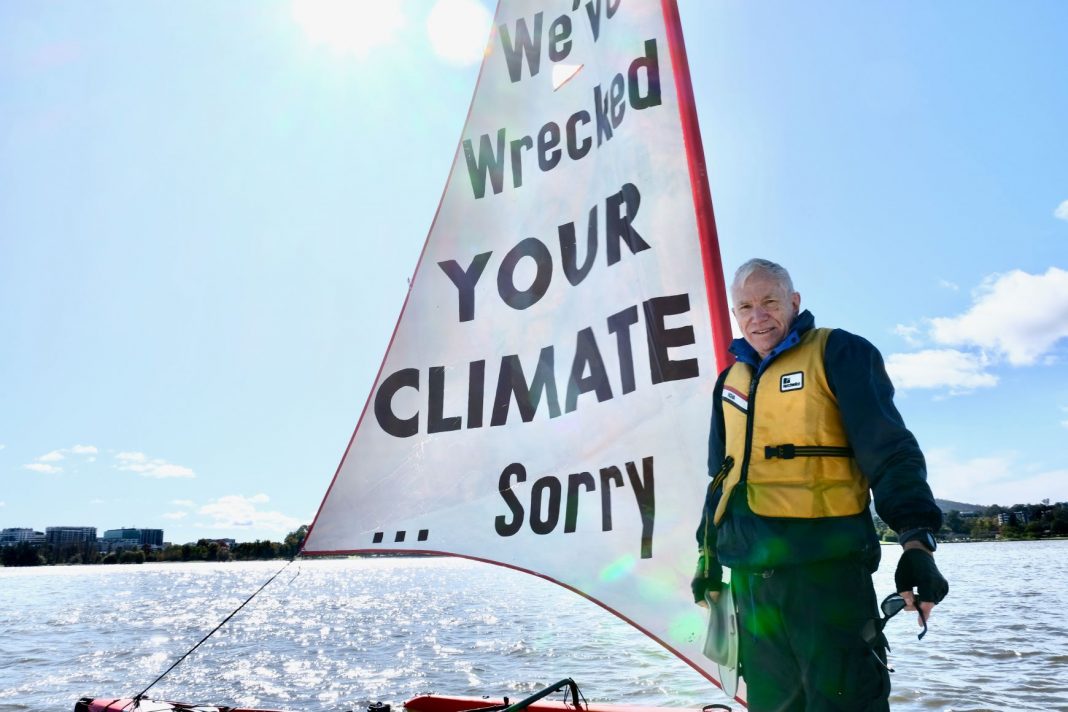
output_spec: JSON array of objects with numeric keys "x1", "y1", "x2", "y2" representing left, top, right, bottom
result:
[{"x1": 2, "y1": 0, "x2": 1067, "y2": 546}]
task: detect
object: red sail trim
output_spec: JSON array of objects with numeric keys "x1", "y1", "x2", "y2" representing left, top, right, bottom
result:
[
  {"x1": 660, "y1": 0, "x2": 734, "y2": 375},
  {"x1": 302, "y1": 3, "x2": 507, "y2": 554}
]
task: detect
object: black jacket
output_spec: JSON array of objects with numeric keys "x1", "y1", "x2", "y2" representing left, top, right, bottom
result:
[{"x1": 697, "y1": 310, "x2": 943, "y2": 572}]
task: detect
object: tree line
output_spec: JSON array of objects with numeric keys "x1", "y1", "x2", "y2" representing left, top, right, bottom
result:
[
  {"x1": 873, "y1": 500, "x2": 1068, "y2": 542},
  {"x1": 1, "y1": 525, "x2": 308, "y2": 567},
  {"x1": 6, "y1": 500, "x2": 1068, "y2": 568}
]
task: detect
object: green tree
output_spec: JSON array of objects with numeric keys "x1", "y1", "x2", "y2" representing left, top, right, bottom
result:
[
  {"x1": 1025, "y1": 521, "x2": 1045, "y2": 538},
  {"x1": 1, "y1": 543, "x2": 43, "y2": 567},
  {"x1": 282, "y1": 525, "x2": 309, "y2": 558},
  {"x1": 1001, "y1": 523, "x2": 1024, "y2": 540},
  {"x1": 945, "y1": 510, "x2": 966, "y2": 534}
]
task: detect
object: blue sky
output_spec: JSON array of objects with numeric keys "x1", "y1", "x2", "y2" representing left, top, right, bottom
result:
[{"x1": 2, "y1": 0, "x2": 1066, "y2": 545}]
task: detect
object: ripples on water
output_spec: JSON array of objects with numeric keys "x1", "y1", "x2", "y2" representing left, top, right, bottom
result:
[{"x1": 1, "y1": 541, "x2": 1066, "y2": 712}]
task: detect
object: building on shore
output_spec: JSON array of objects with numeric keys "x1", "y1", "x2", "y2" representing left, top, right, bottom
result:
[
  {"x1": 45, "y1": 526, "x2": 97, "y2": 548},
  {"x1": 99, "y1": 527, "x2": 165, "y2": 552},
  {"x1": 0, "y1": 528, "x2": 46, "y2": 546}
]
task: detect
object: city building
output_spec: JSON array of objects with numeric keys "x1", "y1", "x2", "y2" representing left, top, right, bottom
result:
[
  {"x1": 0, "y1": 528, "x2": 46, "y2": 546},
  {"x1": 45, "y1": 526, "x2": 98, "y2": 549},
  {"x1": 996, "y1": 511, "x2": 1029, "y2": 526},
  {"x1": 99, "y1": 527, "x2": 165, "y2": 552}
]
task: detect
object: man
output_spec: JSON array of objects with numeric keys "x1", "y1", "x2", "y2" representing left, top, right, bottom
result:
[{"x1": 693, "y1": 259, "x2": 948, "y2": 711}]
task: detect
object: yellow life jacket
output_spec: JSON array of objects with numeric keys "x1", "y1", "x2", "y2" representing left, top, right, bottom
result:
[{"x1": 712, "y1": 328, "x2": 870, "y2": 525}]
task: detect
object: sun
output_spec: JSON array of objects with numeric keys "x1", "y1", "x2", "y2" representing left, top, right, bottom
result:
[
  {"x1": 426, "y1": 0, "x2": 492, "y2": 66},
  {"x1": 292, "y1": 0, "x2": 406, "y2": 57}
]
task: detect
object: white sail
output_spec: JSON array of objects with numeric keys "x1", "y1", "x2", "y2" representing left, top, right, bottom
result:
[{"x1": 304, "y1": 0, "x2": 737, "y2": 698}]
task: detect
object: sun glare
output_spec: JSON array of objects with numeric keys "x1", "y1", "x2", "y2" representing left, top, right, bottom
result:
[
  {"x1": 292, "y1": 0, "x2": 406, "y2": 57},
  {"x1": 426, "y1": 0, "x2": 492, "y2": 66}
]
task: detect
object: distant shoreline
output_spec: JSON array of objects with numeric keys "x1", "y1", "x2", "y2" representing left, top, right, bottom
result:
[
  {"x1": 5, "y1": 542, "x2": 1068, "y2": 570},
  {"x1": 880, "y1": 536, "x2": 1068, "y2": 545}
]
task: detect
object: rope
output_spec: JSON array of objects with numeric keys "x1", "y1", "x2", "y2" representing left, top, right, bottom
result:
[{"x1": 130, "y1": 557, "x2": 299, "y2": 706}]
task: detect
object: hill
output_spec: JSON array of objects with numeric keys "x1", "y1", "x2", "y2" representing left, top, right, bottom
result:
[{"x1": 935, "y1": 498, "x2": 985, "y2": 513}]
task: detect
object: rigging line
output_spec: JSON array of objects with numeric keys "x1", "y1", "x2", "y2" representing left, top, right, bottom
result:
[{"x1": 130, "y1": 556, "x2": 300, "y2": 705}]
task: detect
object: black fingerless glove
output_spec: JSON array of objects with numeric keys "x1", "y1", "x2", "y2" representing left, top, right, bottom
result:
[
  {"x1": 691, "y1": 550, "x2": 724, "y2": 603},
  {"x1": 895, "y1": 548, "x2": 949, "y2": 604}
]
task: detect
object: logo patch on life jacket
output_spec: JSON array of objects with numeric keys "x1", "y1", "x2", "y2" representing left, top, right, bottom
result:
[
  {"x1": 722, "y1": 385, "x2": 748, "y2": 413},
  {"x1": 780, "y1": 372, "x2": 804, "y2": 392}
]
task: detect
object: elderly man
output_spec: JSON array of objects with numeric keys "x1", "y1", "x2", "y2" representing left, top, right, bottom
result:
[{"x1": 693, "y1": 258, "x2": 948, "y2": 711}]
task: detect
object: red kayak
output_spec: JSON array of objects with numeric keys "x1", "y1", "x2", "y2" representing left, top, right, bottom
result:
[
  {"x1": 405, "y1": 679, "x2": 730, "y2": 712},
  {"x1": 406, "y1": 694, "x2": 729, "y2": 712},
  {"x1": 78, "y1": 678, "x2": 734, "y2": 712},
  {"x1": 75, "y1": 699, "x2": 284, "y2": 712}
]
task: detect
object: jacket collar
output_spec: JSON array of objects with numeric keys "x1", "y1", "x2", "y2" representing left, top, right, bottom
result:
[{"x1": 729, "y1": 309, "x2": 816, "y2": 372}]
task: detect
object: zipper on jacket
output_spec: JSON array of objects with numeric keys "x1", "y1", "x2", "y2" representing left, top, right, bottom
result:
[
  {"x1": 738, "y1": 374, "x2": 760, "y2": 484},
  {"x1": 709, "y1": 455, "x2": 734, "y2": 494}
]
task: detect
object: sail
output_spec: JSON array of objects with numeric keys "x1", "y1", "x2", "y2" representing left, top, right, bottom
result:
[{"x1": 304, "y1": 0, "x2": 737, "y2": 697}]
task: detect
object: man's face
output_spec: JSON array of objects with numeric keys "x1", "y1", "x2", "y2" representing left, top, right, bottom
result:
[{"x1": 731, "y1": 272, "x2": 801, "y2": 359}]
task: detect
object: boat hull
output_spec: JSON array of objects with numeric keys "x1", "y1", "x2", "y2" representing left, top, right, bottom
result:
[
  {"x1": 76, "y1": 696, "x2": 728, "y2": 712},
  {"x1": 404, "y1": 694, "x2": 724, "y2": 712},
  {"x1": 75, "y1": 698, "x2": 284, "y2": 712}
]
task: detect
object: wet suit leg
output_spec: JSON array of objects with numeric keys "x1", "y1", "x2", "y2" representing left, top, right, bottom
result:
[{"x1": 732, "y1": 559, "x2": 890, "y2": 712}]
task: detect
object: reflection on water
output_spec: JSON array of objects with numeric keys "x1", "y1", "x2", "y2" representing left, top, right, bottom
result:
[{"x1": 1, "y1": 541, "x2": 1066, "y2": 712}]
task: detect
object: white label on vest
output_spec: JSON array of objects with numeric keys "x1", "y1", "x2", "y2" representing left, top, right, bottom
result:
[
  {"x1": 722, "y1": 385, "x2": 749, "y2": 413},
  {"x1": 780, "y1": 372, "x2": 804, "y2": 392}
]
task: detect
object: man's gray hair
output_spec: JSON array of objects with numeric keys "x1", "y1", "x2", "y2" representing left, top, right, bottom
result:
[{"x1": 732, "y1": 258, "x2": 795, "y2": 297}]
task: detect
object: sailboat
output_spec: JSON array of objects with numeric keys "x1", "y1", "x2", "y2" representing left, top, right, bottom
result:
[{"x1": 79, "y1": 0, "x2": 741, "y2": 709}]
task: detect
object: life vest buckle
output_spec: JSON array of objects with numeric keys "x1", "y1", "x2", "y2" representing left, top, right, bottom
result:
[{"x1": 764, "y1": 444, "x2": 796, "y2": 460}]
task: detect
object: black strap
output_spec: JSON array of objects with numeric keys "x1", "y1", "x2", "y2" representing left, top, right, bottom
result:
[
  {"x1": 709, "y1": 455, "x2": 735, "y2": 493},
  {"x1": 764, "y1": 444, "x2": 853, "y2": 459}
]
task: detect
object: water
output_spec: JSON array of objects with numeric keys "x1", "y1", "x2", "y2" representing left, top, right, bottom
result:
[{"x1": 1, "y1": 541, "x2": 1066, "y2": 712}]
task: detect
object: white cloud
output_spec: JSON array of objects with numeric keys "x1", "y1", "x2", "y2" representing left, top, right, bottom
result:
[
  {"x1": 24, "y1": 463, "x2": 62, "y2": 474},
  {"x1": 928, "y1": 267, "x2": 1068, "y2": 366},
  {"x1": 22, "y1": 445, "x2": 98, "y2": 470},
  {"x1": 885, "y1": 349, "x2": 997, "y2": 392},
  {"x1": 172, "y1": 499, "x2": 195, "y2": 508},
  {"x1": 142, "y1": 463, "x2": 195, "y2": 479},
  {"x1": 938, "y1": 279, "x2": 960, "y2": 291},
  {"x1": 1055, "y1": 200, "x2": 1068, "y2": 221},
  {"x1": 114, "y1": 451, "x2": 195, "y2": 479},
  {"x1": 162, "y1": 511, "x2": 189, "y2": 521},
  {"x1": 893, "y1": 324, "x2": 923, "y2": 347},
  {"x1": 925, "y1": 448, "x2": 1068, "y2": 505},
  {"x1": 0, "y1": 444, "x2": 6, "y2": 451},
  {"x1": 197, "y1": 494, "x2": 301, "y2": 533}
]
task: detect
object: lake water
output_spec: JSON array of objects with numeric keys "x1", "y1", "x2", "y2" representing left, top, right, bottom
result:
[{"x1": 2, "y1": 541, "x2": 1066, "y2": 712}]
